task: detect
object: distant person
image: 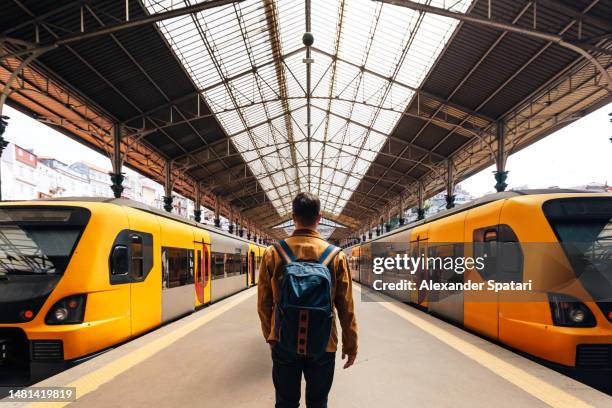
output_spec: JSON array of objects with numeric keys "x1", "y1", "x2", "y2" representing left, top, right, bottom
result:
[{"x1": 258, "y1": 192, "x2": 358, "y2": 408}]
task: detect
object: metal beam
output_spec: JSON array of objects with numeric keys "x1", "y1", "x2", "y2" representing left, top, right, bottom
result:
[
  {"x1": 2, "y1": 0, "x2": 246, "y2": 60},
  {"x1": 375, "y1": 0, "x2": 612, "y2": 92},
  {"x1": 311, "y1": 46, "x2": 495, "y2": 123}
]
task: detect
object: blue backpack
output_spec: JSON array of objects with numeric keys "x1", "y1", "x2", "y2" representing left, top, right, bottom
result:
[{"x1": 273, "y1": 239, "x2": 340, "y2": 356}]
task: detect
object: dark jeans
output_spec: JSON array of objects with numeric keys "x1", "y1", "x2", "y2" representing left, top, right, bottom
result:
[{"x1": 271, "y1": 346, "x2": 336, "y2": 408}]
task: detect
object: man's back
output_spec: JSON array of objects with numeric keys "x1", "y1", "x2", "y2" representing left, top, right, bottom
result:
[
  {"x1": 257, "y1": 229, "x2": 358, "y2": 356},
  {"x1": 257, "y1": 192, "x2": 358, "y2": 408},
  {"x1": 258, "y1": 228, "x2": 357, "y2": 408}
]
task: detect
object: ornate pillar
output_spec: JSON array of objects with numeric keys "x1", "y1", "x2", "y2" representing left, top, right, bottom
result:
[
  {"x1": 494, "y1": 119, "x2": 508, "y2": 192},
  {"x1": 214, "y1": 195, "x2": 221, "y2": 228},
  {"x1": 239, "y1": 212, "x2": 244, "y2": 237},
  {"x1": 163, "y1": 159, "x2": 173, "y2": 212},
  {"x1": 228, "y1": 207, "x2": 234, "y2": 234},
  {"x1": 385, "y1": 208, "x2": 392, "y2": 233},
  {"x1": 194, "y1": 182, "x2": 202, "y2": 222},
  {"x1": 417, "y1": 182, "x2": 425, "y2": 220},
  {"x1": 445, "y1": 159, "x2": 455, "y2": 209},
  {"x1": 0, "y1": 115, "x2": 9, "y2": 201},
  {"x1": 109, "y1": 123, "x2": 124, "y2": 198},
  {"x1": 398, "y1": 196, "x2": 405, "y2": 225}
]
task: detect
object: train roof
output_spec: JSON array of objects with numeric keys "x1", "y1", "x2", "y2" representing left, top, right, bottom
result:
[
  {"x1": 1, "y1": 196, "x2": 265, "y2": 247},
  {"x1": 346, "y1": 189, "x2": 605, "y2": 248}
]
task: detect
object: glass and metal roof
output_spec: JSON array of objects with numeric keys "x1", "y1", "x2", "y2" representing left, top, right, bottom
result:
[{"x1": 144, "y1": 0, "x2": 473, "y2": 218}]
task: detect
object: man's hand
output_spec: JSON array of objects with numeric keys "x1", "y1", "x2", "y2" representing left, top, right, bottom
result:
[{"x1": 342, "y1": 353, "x2": 356, "y2": 369}]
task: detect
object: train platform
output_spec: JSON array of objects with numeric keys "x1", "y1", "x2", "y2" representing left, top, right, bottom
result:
[{"x1": 4, "y1": 284, "x2": 611, "y2": 408}]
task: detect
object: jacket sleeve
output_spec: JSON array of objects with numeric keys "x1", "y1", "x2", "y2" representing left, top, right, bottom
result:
[
  {"x1": 257, "y1": 247, "x2": 275, "y2": 342},
  {"x1": 334, "y1": 252, "x2": 358, "y2": 356}
]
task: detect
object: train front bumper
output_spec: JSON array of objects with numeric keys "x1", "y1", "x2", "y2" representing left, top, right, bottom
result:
[{"x1": 0, "y1": 316, "x2": 130, "y2": 365}]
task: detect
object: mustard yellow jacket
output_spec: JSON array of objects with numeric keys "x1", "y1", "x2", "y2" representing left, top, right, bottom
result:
[{"x1": 257, "y1": 229, "x2": 358, "y2": 356}]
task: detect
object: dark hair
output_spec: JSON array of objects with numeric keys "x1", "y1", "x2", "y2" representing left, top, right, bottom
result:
[{"x1": 292, "y1": 192, "x2": 320, "y2": 226}]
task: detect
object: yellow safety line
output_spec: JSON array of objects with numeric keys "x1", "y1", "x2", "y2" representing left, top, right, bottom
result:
[
  {"x1": 355, "y1": 284, "x2": 593, "y2": 408},
  {"x1": 26, "y1": 289, "x2": 256, "y2": 408}
]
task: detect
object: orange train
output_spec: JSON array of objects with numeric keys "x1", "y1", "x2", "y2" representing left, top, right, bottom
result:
[
  {"x1": 0, "y1": 198, "x2": 265, "y2": 371},
  {"x1": 344, "y1": 190, "x2": 612, "y2": 370}
]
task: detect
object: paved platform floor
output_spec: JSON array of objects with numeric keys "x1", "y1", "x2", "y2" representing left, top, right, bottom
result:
[{"x1": 5, "y1": 284, "x2": 611, "y2": 408}]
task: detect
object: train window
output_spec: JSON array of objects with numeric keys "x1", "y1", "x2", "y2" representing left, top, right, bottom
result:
[
  {"x1": 241, "y1": 255, "x2": 248, "y2": 275},
  {"x1": 428, "y1": 244, "x2": 463, "y2": 299},
  {"x1": 110, "y1": 245, "x2": 129, "y2": 275},
  {"x1": 109, "y1": 230, "x2": 153, "y2": 284},
  {"x1": 225, "y1": 253, "x2": 241, "y2": 277},
  {"x1": 202, "y1": 245, "x2": 210, "y2": 286},
  {"x1": 162, "y1": 247, "x2": 194, "y2": 289},
  {"x1": 212, "y1": 252, "x2": 225, "y2": 279},
  {"x1": 130, "y1": 235, "x2": 144, "y2": 279},
  {"x1": 473, "y1": 225, "x2": 523, "y2": 283},
  {"x1": 196, "y1": 250, "x2": 202, "y2": 284}
]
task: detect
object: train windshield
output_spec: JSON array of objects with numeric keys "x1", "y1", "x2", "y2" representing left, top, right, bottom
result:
[
  {"x1": 0, "y1": 207, "x2": 90, "y2": 275},
  {"x1": 543, "y1": 198, "x2": 612, "y2": 299}
]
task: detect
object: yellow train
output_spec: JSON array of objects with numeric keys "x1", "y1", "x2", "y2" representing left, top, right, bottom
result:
[
  {"x1": 0, "y1": 198, "x2": 265, "y2": 370},
  {"x1": 345, "y1": 190, "x2": 612, "y2": 370}
]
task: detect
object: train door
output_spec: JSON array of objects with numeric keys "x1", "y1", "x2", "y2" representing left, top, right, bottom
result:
[
  {"x1": 463, "y1": 200, "x2": 505, "y2": 339},
  {"x1": 410, "y1": 225, "x2": 429, "y2": 307},
  {"x1": 249, "y1": 251, "x2": 256, "y2": 286},
  {"x1": 427, "y1": 212, "x2": 466, "y2": 324},
  {"x1": 194, "y1": 237, "x2": 212, "y2": 306},
  {"x1": 122, "y1": 207, "x2": 161, "y2": 336}
]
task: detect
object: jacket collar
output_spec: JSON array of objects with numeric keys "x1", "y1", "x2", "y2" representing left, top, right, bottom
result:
[{"x1": 292, "y1": 228, "x2": 320, "y2": 239}]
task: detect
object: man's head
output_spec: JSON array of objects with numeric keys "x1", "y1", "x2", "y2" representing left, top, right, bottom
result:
[{"x1": 292, "y1": 192, "x2": 321, "y2": 229}]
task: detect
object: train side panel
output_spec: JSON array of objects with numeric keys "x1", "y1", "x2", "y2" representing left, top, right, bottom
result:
[
  {"x1": 157, "y1": 214, "x2": 196, "y2": 323},
  {"x1": 427, "y1": 211, "x2": 467, "y2": 325},
  {"x1": 462, "y1": 199, "x2": 505, "y2": 340},
  {"x1": 123, "y1": 206, "x2": 163, "y2": 336}
]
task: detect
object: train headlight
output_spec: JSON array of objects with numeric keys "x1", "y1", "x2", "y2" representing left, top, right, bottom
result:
[
  {"x1": 54, "y1": 307, "x2": 69, "y2": 322},
  {"x1": 568, "y1": 308, "x2": 585, "y2": 323},
  {"x1": 45, "y1": 295, "x2": 87, "y2": 325},
  {"x1": 548, "y1": 293, "x2": 596, "y2": 328}
]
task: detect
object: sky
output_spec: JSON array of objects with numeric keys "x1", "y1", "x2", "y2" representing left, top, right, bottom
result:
[
  {"x1": 2, "y1": 102, "x2": 611, "y2": 201},
  {"x1": 3, "y1": 105, "x2": 141, "y2": 179},
  {"x1": 458, "y1": 102, "x2": 612, "y2": 197}
]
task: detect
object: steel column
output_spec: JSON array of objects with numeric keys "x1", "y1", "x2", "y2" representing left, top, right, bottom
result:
[
  {"x1": 445, "y1": 159, "x2": 455, "y2": 209},
  {"x1": 214, "y1": 195, "x2": 221, "y2": 228},
  {"x1": 163, "y1": 160, "x2": 173, "y2": 212},
  {"x1": 0, "y1": 115, "x2": 8, "y2": 201},
  {"x1": 239, "y1": 212, "x2": 244, "y2": 237},
  {"x1": 494, "y1": 119, "x2": 508, "y2": 192},
  {"x1": 194, "y1": 182, "x2": 202, "y2": 222},
  {"x1": 228, "y1": 207, "x2": 234, "y2": 233},
  {"x1": 109, "y1": 123, "x2": 124, "y2": 198},
  {"x1": 417, "y1": 182, "x2": 425, "y2": 220}
]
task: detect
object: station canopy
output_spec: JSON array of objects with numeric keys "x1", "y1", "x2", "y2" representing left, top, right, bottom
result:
[
  {"x1": 2, "y1": 0, "x2": 610, "y2": 239},
  {"x1": 145, "y1": 0, "x2": 472, "y2": 217}
]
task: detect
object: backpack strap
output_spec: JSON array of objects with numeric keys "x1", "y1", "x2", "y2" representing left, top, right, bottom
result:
[
  {"x1": 273, "y1": 239, "x2": 296, "y2": 265},
  {"x1": 319, "y1": 244, "x2": 341, "y2": 266}
]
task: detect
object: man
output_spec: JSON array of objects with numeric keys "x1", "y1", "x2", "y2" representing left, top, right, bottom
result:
[{"x1": 258, "y1": 192, "x2": 358, "y2": 408}]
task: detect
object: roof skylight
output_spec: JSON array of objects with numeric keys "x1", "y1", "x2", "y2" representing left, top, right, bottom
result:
[{"x1": 144, "y1": 0, "x2": 473, "y2": 217}]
